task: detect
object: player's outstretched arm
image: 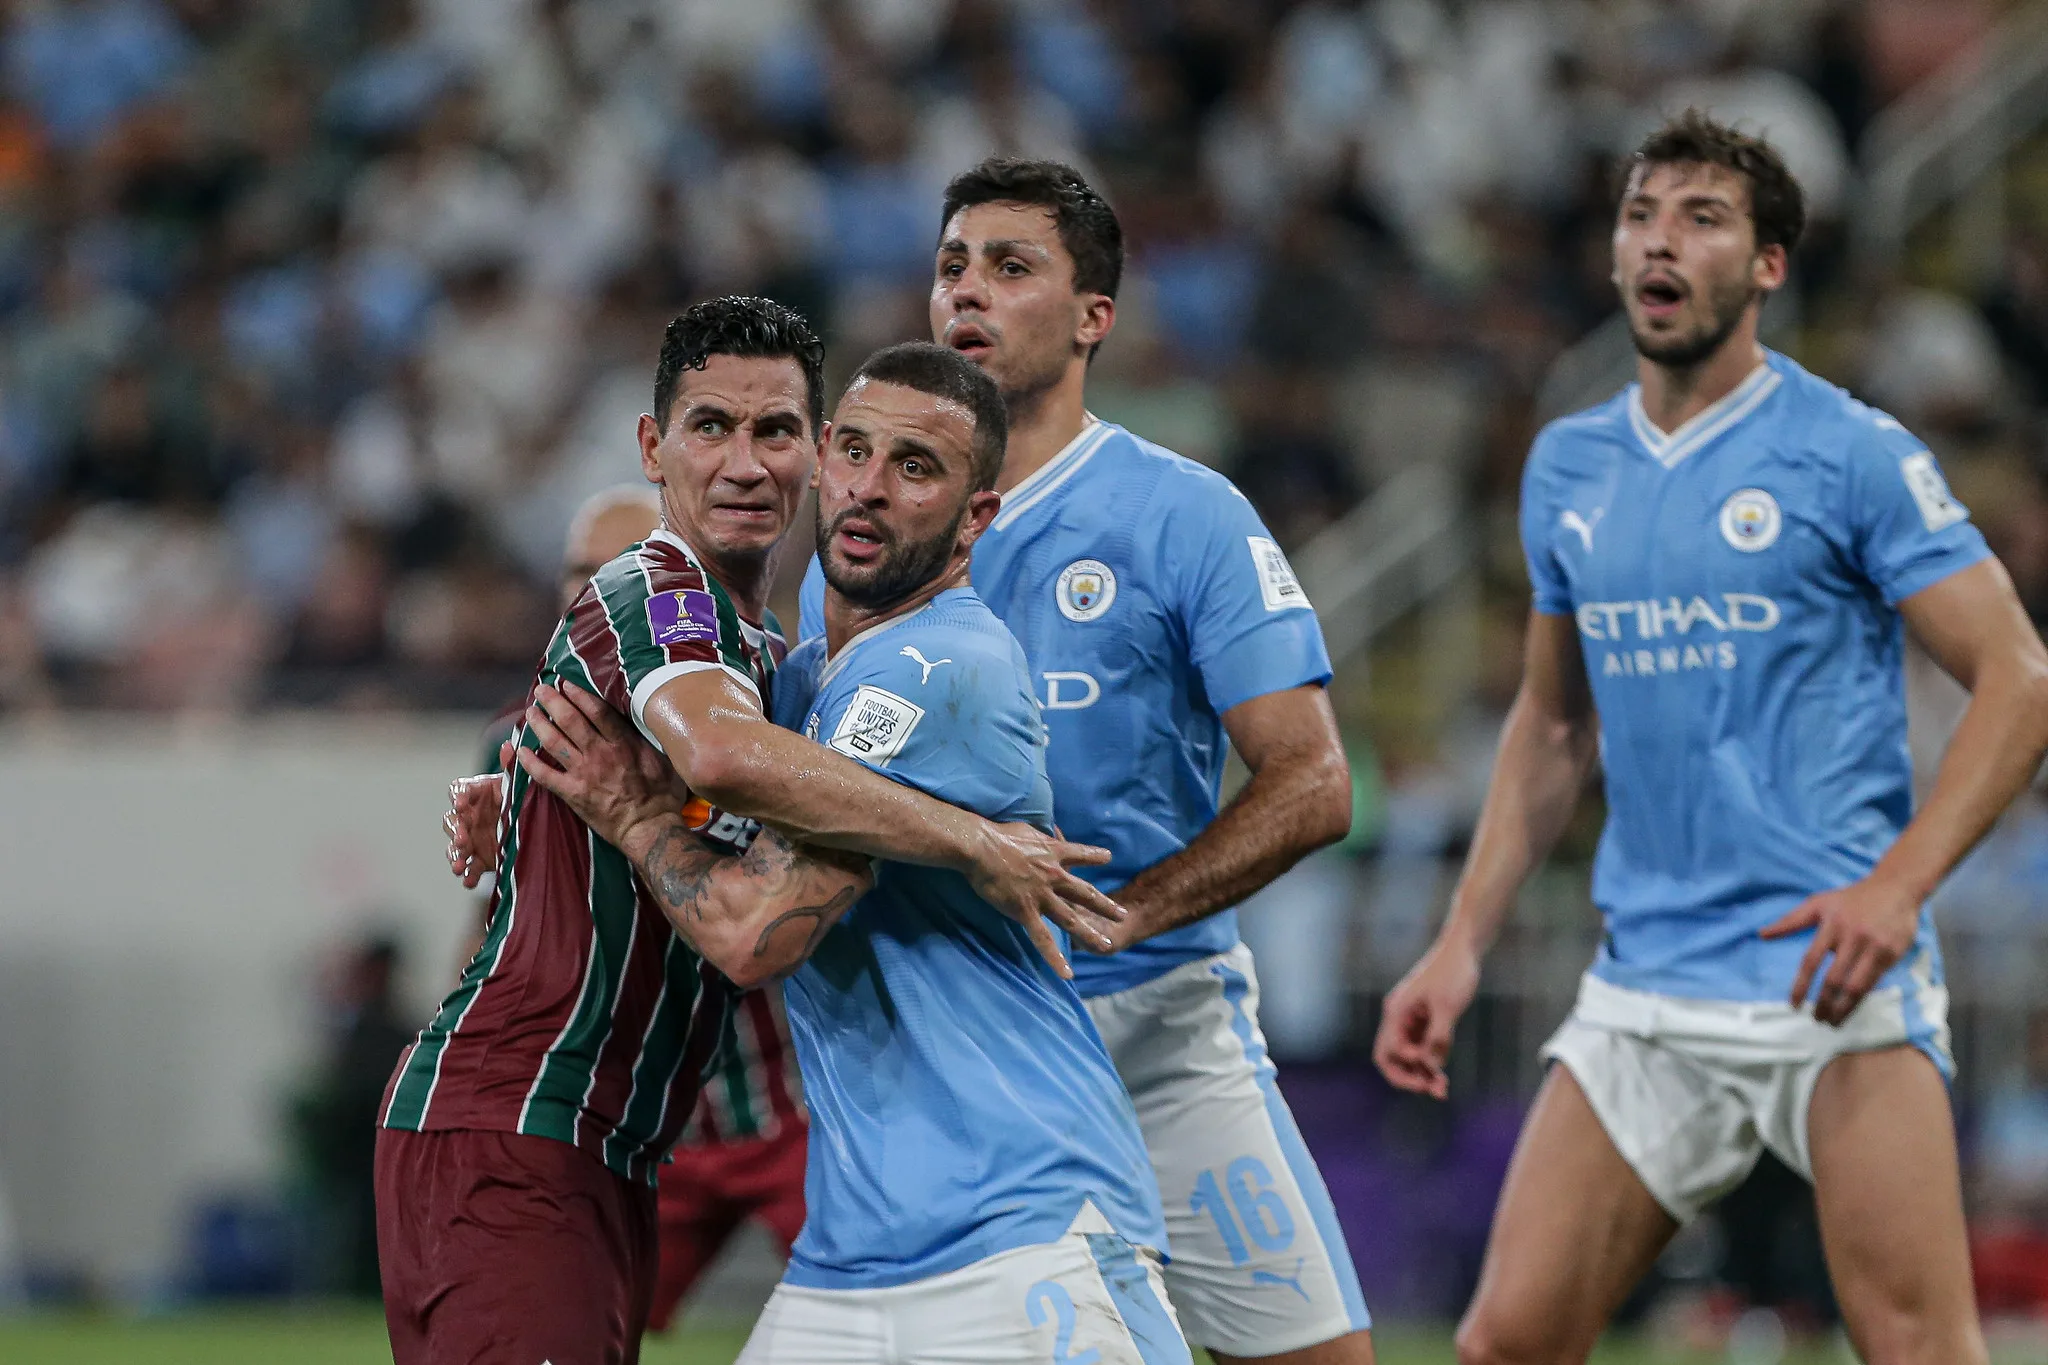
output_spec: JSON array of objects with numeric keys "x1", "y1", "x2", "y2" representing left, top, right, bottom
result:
[
  {"x1": 1763, "y1": 557, "x2": 2048, "y2": 1023},
  {"x1": 516, "y1": 681, "x2": 873, "y2": 985},
  {"x1": 612, "y1": 675, "x2": 1121, "y2": 969},
  {"x1": 1374, "y1": 609, "x2": 1599, "y2": 1099},
  {"x1": 1099, "y1": 683, "x2": 1352, "y2": 951}
]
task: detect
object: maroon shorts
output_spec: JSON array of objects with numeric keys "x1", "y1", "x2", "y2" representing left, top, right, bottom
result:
[
  {"x1": 646, "y1": 1123, "x2": 809, "y2": 1331},
  {"x1": 375, "y1": 1126, "x2": 658, "y2": 1365}
]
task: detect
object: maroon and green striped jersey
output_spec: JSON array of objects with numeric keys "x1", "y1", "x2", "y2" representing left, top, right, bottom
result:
[
  {"x1": 680, "y1": 983, "x2": 806, "y2": 1146},
  {"x1": 382, "y1": 528, "x2": 785, "y2": 1185}
]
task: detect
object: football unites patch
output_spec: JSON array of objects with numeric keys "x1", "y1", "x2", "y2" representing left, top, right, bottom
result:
[
  {"x1": 1056, "y1": 559, "x2": 1117, "y2": 622},
  {"x1": 1247, "y1": 535, "x2": 1309, "y2": 611},
  {"x1": 827, "y1": 685, "x2": 925, "y2": 766},
  {"x1": 1899, "y1": 451, "x2": 1969, "y2": 533},
  {"x1": 646, "y1": 589, "x2": 721, "y2": 647},
  {"x1": 1718, "y1": 488, "x2": 1781, "y2": 553}
]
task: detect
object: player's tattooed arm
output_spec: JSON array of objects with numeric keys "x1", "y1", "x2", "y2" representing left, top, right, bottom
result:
[
  {"x1": 518, "y1": 683, "x2": 872, "y2": 985},
  {"x1": 619, "y1": 815, "x2": 871, "y2": 985},
  {"x1": 1099, "y1": 683, "x2": 1353, "y2": 952}
]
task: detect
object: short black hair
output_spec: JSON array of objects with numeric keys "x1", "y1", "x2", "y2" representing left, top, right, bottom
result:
[
  {"x1": 1627, "y1": 109, "x2": 1806, "y2": 255},
  {"x1": 846, "y1": 341, "x2": 1008, "y2": 492},
  {"x1": 653, "y1": 295, "x2": 827, "y2": 436},
  {"x1": 940, "y1": 158, "x2": 1123, "y2": 300}
]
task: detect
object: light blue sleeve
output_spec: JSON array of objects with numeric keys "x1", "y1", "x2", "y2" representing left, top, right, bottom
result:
[
  {"x1": 1519, "y1": 428, "x2": 1573, "y2": 615},
  {"x1": 798, "y1": 556, "x2": 827, "y2": 644},
  {"x1": 1844, "y1": 414, "x2": 1991, "y2": 606},
  {"x1": 769, "y1": 638, "x2": 826, "y2": 732},
  {"x1": 1169, "y1": 474, "x2": 1333, "y2": 715},
  {"x1": 812, "y1": 629, "x2": 1046, "y2": 824}
]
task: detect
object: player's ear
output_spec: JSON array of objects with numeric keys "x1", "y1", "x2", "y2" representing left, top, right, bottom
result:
[
  {"x1": 637, "y1": 412, "x2": 664, "y2": 484},
  {"x1": 958, "y1": 489, "x2": 1001, "y2": 550},
  {"x1": 1753, "y1": 242, "x2": 1788, "y2": 294},
  {"x1": 809, "y1": 421, "x2": 831, "y2": 490},
  {"x1": 1076, "y1": 293, "x2": 1114, "y2": 354}
]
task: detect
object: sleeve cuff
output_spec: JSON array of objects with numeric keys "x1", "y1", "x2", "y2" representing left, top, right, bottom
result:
[
  {"x1": 1879, "y1": 542, "x2": 1992, "y2": 608},
  {"x1": 629, "y1": 659, "x2": 762, "y2": 746}
]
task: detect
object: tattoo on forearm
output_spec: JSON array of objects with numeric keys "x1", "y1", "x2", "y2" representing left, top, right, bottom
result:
[
  {"x1": 751, "y1": 884, "x2": 860, "y2": 975},
  {"x1": 640, "y1": 820, "x2": 722, "y2": 923}
]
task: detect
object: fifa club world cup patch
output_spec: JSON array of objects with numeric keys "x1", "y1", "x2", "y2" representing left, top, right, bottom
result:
[
  {"x1": 1899, "y1": 451, "x2": 1969, "y2": 532},
  {"x1": 1718, "y1": 488, "x2": 1781, "y2": 552},
  {"x1": 646, "y1": 589, "x2": 721, "y2": 647},
  {"x1": 1057, "y1": 559, "x2": 1117, "y2": 622},
  {"x1": 1247, "y1": 535, "x2": 1309, "y2": 611},
  {"x1": 827, "y1": 685, "x2": 925, "y2": 765}
]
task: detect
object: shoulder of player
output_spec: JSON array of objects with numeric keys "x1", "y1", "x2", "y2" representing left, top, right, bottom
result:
[
  {"x1": 1775, "y1": 360, "x2": 1929, "y2": 467},
  {"x1": 781, "y1": 634, "x2": 828, "y2": 681},
  {"x1": 1096, "y1": 425, "x2": 1260, "y2": 525},
  {"x1": 1531, "y1": 390, "x2": 1633, "y2": 466},
  {"x1": 587, "y1": 535, "x2": 722, "y2": 605},
  {"x1": 836, "y1": 610, "x2": 1027, "y2": 707}
]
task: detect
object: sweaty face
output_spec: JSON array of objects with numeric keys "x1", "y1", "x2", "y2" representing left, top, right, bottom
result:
[
  {"x1": 816, "y1": 379, "x2": 981, "y2": 610},
  {"x1": 931, "y1": 202, "x2": 1092, "y2": 404},
  {"x1": 638, "y1": 354, "x2": 814, "y2": 567},
  {"x1": 1613, "y1": 163, "x2": 1776, "y2": 369}
]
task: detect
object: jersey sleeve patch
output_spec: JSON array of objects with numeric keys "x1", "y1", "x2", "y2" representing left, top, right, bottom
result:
[
  {"x1": 646, "y1": 588, "x2": 722, "y2": 647},
  {"x1": 1247, "y1": 535, "x2": 1310, "y2": 612},
  {"x1": 1899, "y1": 451, "x2": 1969, "y2": 533},
  {"x1": 826, "y1": 685, "x2": 925, "y2": 766}
]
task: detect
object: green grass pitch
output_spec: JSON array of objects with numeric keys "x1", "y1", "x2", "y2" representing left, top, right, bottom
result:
[{"x1": 0, "y1": 1305, "x2": 1889, "y2": 1365}]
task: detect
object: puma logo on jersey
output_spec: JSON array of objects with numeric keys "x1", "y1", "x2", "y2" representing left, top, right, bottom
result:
[
  {"x1": 1560, "y1": 507, "x2": 1605, "y2": 552},
  {"x1": 900, "y1": 646, "x2": 952, "y2": 685}
]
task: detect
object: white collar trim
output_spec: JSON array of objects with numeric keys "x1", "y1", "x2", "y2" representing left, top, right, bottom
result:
[
  {"x1": 819, "y1": 597, "x2": 939, "y2": 688},
  {"x1": 1627, "y1": 361, "x2": 1781, "y2": 469},
  {"x1": 992, "y1": 417, "x2": 1110, "y2": 531}
]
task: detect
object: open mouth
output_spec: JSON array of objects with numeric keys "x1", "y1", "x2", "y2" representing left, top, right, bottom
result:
[
  {"x1": 948, "y1": 323, "x2": 995, "y2": 358},
  {"x1": 1636, "y1": 276, "x2": 1687, "y2": 317},
  {"x1": 832, "y1": 516, "x2": 888, "y2": 562}
]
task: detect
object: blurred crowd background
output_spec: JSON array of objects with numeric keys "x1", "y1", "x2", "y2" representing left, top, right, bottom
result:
[{"x1": 3, "y1": 0, "x2": 2048, "y2": 1349}]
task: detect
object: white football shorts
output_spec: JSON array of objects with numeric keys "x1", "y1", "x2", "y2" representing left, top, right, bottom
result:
[
  {"x1": 1085, "y1": 943, "x2": 1372, "y2": 1357},
  {"x1": 1542, "y1": 969, "x2": 1954, "y2": 1223},
  {"x1": 736, "y1": 1205, "x2": 1189, "y2": 1365}
]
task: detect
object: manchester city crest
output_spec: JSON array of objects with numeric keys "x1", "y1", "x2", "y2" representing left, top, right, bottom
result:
[
  {"x1": 1718, "y1": 488, "x2": 1781, "y2": 552},
  {"x1": 1056, "y1": 559, "x2": 1117, "y2": 622}
]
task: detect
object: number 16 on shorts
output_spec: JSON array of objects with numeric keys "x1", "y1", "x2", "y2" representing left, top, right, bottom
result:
[{"x1": 1192, "y1": 1157, "x2": 1308, "y2": 1300}]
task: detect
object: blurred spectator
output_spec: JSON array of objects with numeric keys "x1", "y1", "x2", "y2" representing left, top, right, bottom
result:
[
  {"x1": 1973, "y1": 1012, "x2": 2048, "y2": 1319},
  {"x1": 291, "y1": 935, "x2": 413, "y2": 1298}
]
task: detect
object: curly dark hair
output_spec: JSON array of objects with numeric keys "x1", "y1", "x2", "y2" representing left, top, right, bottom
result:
[
  {"x1": 1627, "y1": 109, "x2": 1807, "y2": 255},
  {"x1": 652, "y1": 295, "x2": 827, "y2": 436},
  {"x1": 848, "y1": 341, "x2": 1008, "y2": 492},
  {"x1": 940, "y1": 157, "x2": 1124, "y2": 301}
]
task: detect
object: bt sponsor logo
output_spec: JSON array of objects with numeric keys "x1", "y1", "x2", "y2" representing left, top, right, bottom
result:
[{"x1": 1576, "y1": 592, "x2": 1781, "y2": 678}]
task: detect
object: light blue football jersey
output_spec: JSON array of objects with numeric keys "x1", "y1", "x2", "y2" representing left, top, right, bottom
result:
[
  {"x1": 801, "y1": 420, "x2": 1334, "y2": 997},
  {"x1": 771, "y1": 586, "x2": 1168, "y2": 1290},
  {"x1": 1522, "y1": 351, "x2": 1990, "y2": 1008}
]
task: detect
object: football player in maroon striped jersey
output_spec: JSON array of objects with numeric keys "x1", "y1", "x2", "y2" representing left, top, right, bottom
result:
[{"x1": 379, "y1": 297, "x2": 1124, "y2": 1365}]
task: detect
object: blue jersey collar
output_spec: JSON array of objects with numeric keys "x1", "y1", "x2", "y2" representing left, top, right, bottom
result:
[
  {"x1": 817, "y1": 589, "x2": 969, "y2": 688},
  {"x1": 1625, "y1": 359, "x2": 1781, "y2": 469},
  {"x1": 991, "y1": 417, "x2": 1112, "y2": 531}
]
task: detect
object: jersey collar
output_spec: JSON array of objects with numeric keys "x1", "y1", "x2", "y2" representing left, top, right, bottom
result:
[
  {"x1": 1625, "y1": 359, "x2": 1781, "y2": 470},
  {"x1": 990, "y1": 416, "x2": 1112, "y2": 531},
  {"x1": 817, "y1": 590, "x2": 963, "y2": 689}
]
